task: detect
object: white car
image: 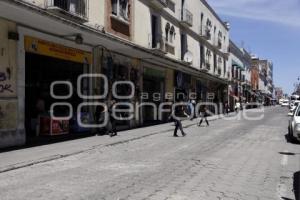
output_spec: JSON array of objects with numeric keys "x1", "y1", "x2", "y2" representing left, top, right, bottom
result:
[
  {"x1": 290, "y1": 101, "x2": 300, "y2": 113},
  {"x1": 279, "y1": 99, "x2": 284, "y2": 105},
  {"x1": 288, "y1": 105, "x2": 300, "y2": 142},
  {"x1": 281, "y1": 100, "x2": 289, "y2": 107}
]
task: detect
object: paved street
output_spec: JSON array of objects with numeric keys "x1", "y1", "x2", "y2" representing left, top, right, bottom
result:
[{"x1": 0, "y1": 107, "x2": 299, "y2": 200}]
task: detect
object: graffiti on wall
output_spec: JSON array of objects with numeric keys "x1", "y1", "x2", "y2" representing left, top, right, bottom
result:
[
  {"x1": 0, "y1": 100, "x2": 17, "y2": 130},
  {"x1": 0, "y1": 20, "x2": 17, "y2": 97},
  {"x1": 0, "y1": 67, "x2": 13, "y2": 94}
]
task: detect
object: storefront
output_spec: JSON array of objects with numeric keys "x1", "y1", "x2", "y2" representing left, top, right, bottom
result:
[
  {"x1": 174, "y1": 71, "x2": 191, "y2": 102},
  {"x1": 23, "y1": 36, "x2": 92, "y2": 139},
  {"x1": 101, "y1": 53, "x2": 142, "y2": 129},
  {"x1": 142, "y1": 66, "x2": 166, "y2": 125}
]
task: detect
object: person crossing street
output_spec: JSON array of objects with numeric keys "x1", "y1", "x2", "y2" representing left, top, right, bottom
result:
[
  {"x1": 169, "y1": 103, "x2": 189, "y2": 137},
  {"x1": 198, "y1": 105, "x2": 209, "y2": 127}
]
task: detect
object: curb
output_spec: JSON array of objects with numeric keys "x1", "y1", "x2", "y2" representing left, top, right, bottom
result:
[{"x1": 0, "y1": 114, "x2": 227, "y2": 174}]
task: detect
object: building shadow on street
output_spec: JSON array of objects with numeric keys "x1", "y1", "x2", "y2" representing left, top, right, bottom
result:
[
  {"x1": 294, "y1": 171, "x2": 300, "y2": 200},
  {"x1": 0, "y1": 132, "x2": 95, "y2": 153}
]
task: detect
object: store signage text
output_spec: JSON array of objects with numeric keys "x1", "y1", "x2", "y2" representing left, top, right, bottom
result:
[{"x1": 24, "y1": 36, "x2": 92, "y2": 64}]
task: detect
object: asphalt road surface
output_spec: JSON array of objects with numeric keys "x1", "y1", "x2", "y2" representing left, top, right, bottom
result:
[{"x1": 0, "y1": 107, "x2": 299, "y2": 200}]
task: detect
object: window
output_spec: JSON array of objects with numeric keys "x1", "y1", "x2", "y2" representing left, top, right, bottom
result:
[
  {"x1": 169, "y1": 26, "x2": 175, "y2": 44},
  {"x1": 206, "y1": 49, "x2": 211, "y2": 63},
  {"x1": 206, "y1": 19, "x2": 212, "y2": 28},
  {"x1": 218, "y1": 57, "x2": 222, "y2": 65},
  {"x1": 111, "y1": 0, "x2": 129, "y2": 21},
  {"x1": 165, "y1": 23, "x2": 170, "y2": 42},
  {"x1": 218, "y1": 31, "x2": 222, "y2": 39},
  {"x1": 205, "y1": 19, "x2": 212, "y2": 37}
]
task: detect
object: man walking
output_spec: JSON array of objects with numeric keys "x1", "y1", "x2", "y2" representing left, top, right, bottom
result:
[
  {"x1": 107, "y1": 100, "x2": 118, "y2": 137},
  {"x1": 169, "y1": 103, "x2": 188, "y2": 137},
  {"x1": 96, "y1": 100, "x2": 118, "y2": 137},
  {"x1": 198, "y1": 105, "x2": 209, "y2": 127}
]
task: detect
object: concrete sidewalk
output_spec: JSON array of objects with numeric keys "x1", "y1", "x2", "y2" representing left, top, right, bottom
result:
[{"x1": 0, "y1": 113, "x2": 231, "y2": 173}]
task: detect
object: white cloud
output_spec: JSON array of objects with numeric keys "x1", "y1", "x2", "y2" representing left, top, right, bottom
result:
[{"x1": 206, "y1": 0, "x2": 300, "y2": 27}]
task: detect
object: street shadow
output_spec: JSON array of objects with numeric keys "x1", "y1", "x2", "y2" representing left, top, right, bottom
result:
[
  {"x1": 294, "y1": 171, "x2": 300, "y2": 200},
  {"x1": 0, "y1": 132, "x2": 95, "y2": 153},
  {"x1": 279, "y1": 152, "x2": 297, "y2": 156},
  {"x1": 281, "y1": 197, "x2": 293, "y2": 200}
]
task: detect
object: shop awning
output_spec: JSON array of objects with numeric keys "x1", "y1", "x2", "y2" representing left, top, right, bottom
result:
[{"x1": 144, "y1": 67, "x2": 165, "y2": 79}]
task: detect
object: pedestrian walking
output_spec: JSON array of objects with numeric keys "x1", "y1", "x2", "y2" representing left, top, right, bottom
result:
[
  {"x1": 188, "y1": 99, "x2": 195, "y2": 120},
  {"x1": 169, "y1": 103, "x2": 188, "y2": 137},
  {"x1": 107, "y1": 100, "x2": 118, "y2": 137},
  {"x1": 198, "y1": 105, "x2": 209, "y2": 127},
  {"x1": 95, "y1": 100, "x2": 118, "y2": 137},
  {"x1": 95, "y1": 102, "x2": 105, "y2": 136},
  {"x1": 224, "y1": 102, "x2": 229, "y2": 115}
]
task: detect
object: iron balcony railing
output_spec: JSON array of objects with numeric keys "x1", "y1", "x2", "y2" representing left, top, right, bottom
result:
[
  {"x1": 148, "y1": 33, "x2": 167, "y2": 53},
  {"x1": 46, "y1": 0, "x2": 88, "y2": 20},
  {"x1": 180, "y1": 8, "x2": 193, "y2": 27},
  {"x1": 205, "y1": 62, "x2": 211, "y2": 70},
  {"x1": 199, "y1": 25, "x2": 211, "y2": 40}
]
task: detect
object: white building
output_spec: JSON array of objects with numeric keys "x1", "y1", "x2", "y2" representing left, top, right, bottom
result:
[{"x1": 0, "y1": 0, "x2": 231, "y2": 148}]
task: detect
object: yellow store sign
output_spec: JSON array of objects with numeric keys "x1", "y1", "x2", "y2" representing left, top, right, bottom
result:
[{"x1": 24, "y1": 36, "x2": 92, "y2": 64}]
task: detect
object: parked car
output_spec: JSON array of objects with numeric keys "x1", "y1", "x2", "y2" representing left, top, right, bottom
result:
[
  {"x1": 279, "y1": 99, "x2": 284, "y2": 105},
  {"x1": 281, "y1": 99, "x2": 289, "y2": 107},
  {"x1": 290, "y1": 100, "x2": 300, "y2": 113},
  {"x1": 288, "y1": 104, "x2": 300, "y2": 142}
]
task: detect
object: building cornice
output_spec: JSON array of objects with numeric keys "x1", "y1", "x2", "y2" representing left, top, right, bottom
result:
[{"x1": 2, "y1": 0, "x2": 229, "y2": 84}]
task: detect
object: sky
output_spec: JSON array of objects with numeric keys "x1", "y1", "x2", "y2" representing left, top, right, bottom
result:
[{"x1": 206, "y1": 0, "x2": 300, "y2": 95}]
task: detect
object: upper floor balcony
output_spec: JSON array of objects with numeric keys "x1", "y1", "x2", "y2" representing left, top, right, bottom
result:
[
  {"x1": 199, "y1": 25, "x2": 211, "y2": 40},
  {"x1": 149, "y1": 0, "x2": 167, "y2": 10},
  {"x1": 45, "y1": 0, "x2": 88, "y2": 23},
  {"x1": 205, "y1": 61, "x2": 211, "y2": 71},
  {"x1": 179, "y1": 8, "x2": 193, "y2": 27},
  {"x1": 148, "y1": 33, "x2": 168, "y2": 55}
]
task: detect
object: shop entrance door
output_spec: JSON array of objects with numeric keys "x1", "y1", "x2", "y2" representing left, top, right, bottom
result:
[
  {"x1": 25, "y1": 53, "x2": 87, "y2": 140},
  {"x1": 143, "y1": 77, "x2": 165, "y2": 125}
]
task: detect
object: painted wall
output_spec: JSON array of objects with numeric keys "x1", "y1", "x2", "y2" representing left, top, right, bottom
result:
[
  {"x1": 88, "y1": 0, "x2": 105, "y2": 27},
  {"x1": 0, "y1": 19, "x2": 17, "y2": 98},
  {"x1": 0, "y1": 18, "x2": 22, "y2": 148}
]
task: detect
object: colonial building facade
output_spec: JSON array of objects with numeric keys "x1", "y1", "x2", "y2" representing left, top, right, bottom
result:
[
  {"x1": 251, "y1": 57, "x2": 274, "y2": 105},
  {"x1": 0, "y1": 0, "x2": 239, "y2": 148}
]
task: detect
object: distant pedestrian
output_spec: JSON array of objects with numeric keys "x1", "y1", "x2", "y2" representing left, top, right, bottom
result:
[
  {"x1": 95, "y1": 100, "x2": 118, "y2": 137},
  {"x1": 169, "y1": 103, "x2": 188, "y2": 137},
  {"x1": 95, "y1": 102, "x2": 105, "y2": 136},
  {"x1": 198, "y1": 105, "x2": 209, "y2": 127},
  {"x1": 224, "y1": 102, "x2": 229, "y2": 115},
  {"x1": 107, "y1": 100, "x2": 118, "y2": 137},
  {"x1": 188, "y1": 99, "x2": 195, "y2": 120}
]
